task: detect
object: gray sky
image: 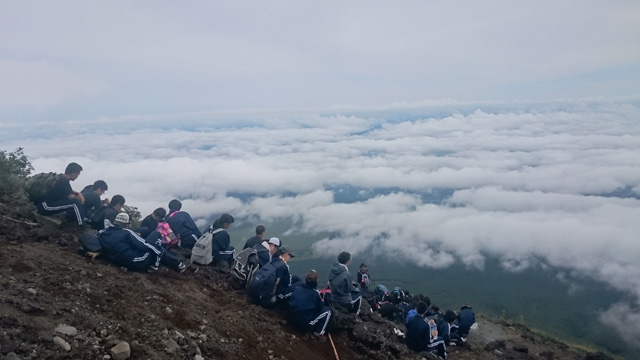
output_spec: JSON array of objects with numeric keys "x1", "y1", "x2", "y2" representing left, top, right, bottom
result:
[{"x1": 1, "y1": 1, "x2": 639, "y2": 122}]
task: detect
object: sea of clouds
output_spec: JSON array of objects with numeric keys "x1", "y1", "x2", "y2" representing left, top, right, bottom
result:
[{"x1": 2, "y1": 98, "x2": 639, "y2": 347}]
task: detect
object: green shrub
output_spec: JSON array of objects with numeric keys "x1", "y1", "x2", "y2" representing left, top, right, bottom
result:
[
  {"x1": 122, "y1": 205, "x2": 142, "y2": 229},
  {"x1": 0, "y1": 148, "x2": 33, "y2": 202}
]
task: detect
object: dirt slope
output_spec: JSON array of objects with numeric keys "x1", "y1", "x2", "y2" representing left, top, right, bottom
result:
[{"x1": 0, "y1": 202, "x2": 614, "y2": 360}]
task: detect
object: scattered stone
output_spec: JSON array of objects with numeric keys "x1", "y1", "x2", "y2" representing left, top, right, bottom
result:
[
  {"x1": 165, "y1": 307, "x2": 173, "y2": 314},
  {"x1": 198, "y1": 334, "x2": 207, "y2": 342},
  {"x1": 194, "y1": 355, "x2": 205, "y2": 360},
  {"x1": 40, "y1": 334, "x2": 54, "y2": 344},
  {"x1": 53, "y1": 336, "x2": 71, "y2": 351},
  {"x1": 513, "y1": 344, "x2": 529, "y2": 353},
  {"x1": 494, "y1": 349, "x2": 504, "y2": 355},
  {"x1": 175, "y1": 330, "x2": 185, "y2": 339},
  {"x1": 104, "y1": 336, "x2": 120, "y2": 348},
  {"x1": 100, "y1": 328, "x2": 108, "y2": 337},
  {"x1": 33, "y1": 211, "x2": 62, "y2": 227},
  {"x1": 5, "y1": 352, "x2": 21, "y2": 360},
  {"x1": 27, "y1": 288, "x2": 37, "y2": 296},
  {"x1": 55, "y1": 325, "x2": 78, "y2": 336},
  {"x1": 103, "y1": 355, "x2": 111, "y2": 360},
  {"x1": 187, "y1": 331, "x2": 197, "y2": 338},
  {"x1": 163, "y1": 339, "x2": 179, "y2": 353},
  {"x1": 111, "y1": 341, "x2": 131, "y2": 360}
]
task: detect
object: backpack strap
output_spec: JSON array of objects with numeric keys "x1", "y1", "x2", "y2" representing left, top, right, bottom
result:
[{"x1": 209, "y1": 228, "x2": 225, "y2": 235}]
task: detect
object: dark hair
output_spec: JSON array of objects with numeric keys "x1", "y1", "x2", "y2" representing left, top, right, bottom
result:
[
  {"x1": 391, "y1": 292, "x2": 401, "y2": 305},
  {"x1": 338, "y1": 251, "x2": 351, "y2": 265},
  {"x1": 416, "y1": 301, "x2": 428, "y2": 315},
  {"x1": 431, "y1": 304, "x2": 440, "y2": 312},
  {"x1": 153, "y1": 207, "x2": 166, "y2": 218},
  {"x1": 93, "y1": 180, "x2": 108, "y2": 191},
  {"x1": 444, "y1": 310, "x2": 458, "y2": 323},
  {"x1": 255, "y1": 225, "x2": 265, "y2": 235},
  {"x1": 211, "y1": 213, "x2": 235, "y2": 229},
  {"x1": 65, "y1": 162, "x2": 83, "y2": 175},
  {"x1": 168, "y1": 199, "x2": 182, "y2": 211},
  {"x1": 305, "y1": 270, "x2": 319, "y2": 283},
  {"x1": 110, "y1": 195, "x2": 126, "y2": 206}
]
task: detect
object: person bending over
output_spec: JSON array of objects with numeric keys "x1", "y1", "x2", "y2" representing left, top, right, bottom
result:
[{"x1": 98, "y1": 213, "x2": 187, "y2": 273}]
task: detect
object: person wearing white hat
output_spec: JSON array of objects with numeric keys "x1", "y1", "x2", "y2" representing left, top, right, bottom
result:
[
  {"x1": 98, "y1": 212, "x2": 188, "y2": 273},
  {"x1": 254, "y1": 236, "x2": 281, "y2": 268}
]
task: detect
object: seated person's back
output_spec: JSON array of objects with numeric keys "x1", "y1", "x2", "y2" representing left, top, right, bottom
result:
[{"x1": 165, "y1": 199, "x2": 202, "y2": 248}]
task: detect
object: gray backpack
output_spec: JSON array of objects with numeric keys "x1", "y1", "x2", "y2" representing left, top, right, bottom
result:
[{"x1": 190, "y1": 228, "x2": 224, "y2": 265}]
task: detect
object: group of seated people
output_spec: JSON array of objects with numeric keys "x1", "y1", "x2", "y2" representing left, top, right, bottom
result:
[
  {"x1": 32, "y1": 163, "x2": 236, "y2": 274},
  {"x1": 371, "y1": 284, "x2": 476, "y2": 359},
  {"x1": 32, "y1": 163, "x2": 475, "y2": 359}
]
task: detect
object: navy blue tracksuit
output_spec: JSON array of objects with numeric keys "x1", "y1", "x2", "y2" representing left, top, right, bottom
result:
[
  {"x1": 405, "y1": 315, "x2": 447, "y2": 358},
  {"x1": 166, "y1": 211, "x2": 202, "y2": 248},
  {"x1": 98, "y1": 226, "x2": 181, "y2": 271},
  {"x1": 288, "y1": 283, "x2": 332, "y2": 335}
]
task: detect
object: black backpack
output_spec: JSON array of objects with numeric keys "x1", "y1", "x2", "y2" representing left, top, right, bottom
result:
[
  {"x1": 230, "y1": 247, "x2": 258, "y2": 286},
  {"x1": 249, "y1": 260, "x2": 282, "y2": 304}
]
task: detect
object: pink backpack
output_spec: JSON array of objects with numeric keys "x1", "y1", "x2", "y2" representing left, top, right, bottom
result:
[{"x1": 156, "y1": 211, "x2": 179, "y2": 248}]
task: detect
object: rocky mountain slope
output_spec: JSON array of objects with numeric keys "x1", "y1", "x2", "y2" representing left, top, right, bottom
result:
[{"x1": 0, "y1": 202, "x2": 615, "y2": 360}]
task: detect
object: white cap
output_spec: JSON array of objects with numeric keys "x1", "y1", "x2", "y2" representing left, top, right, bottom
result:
[
  {"x1": 114, "y1": 212, "x2": 130, "y2": 224},
  {"x1": 268, "y1": 237, "x2": 281, "y2": 247}
]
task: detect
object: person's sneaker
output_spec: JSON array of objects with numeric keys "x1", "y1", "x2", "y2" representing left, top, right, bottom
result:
[
  {"x1": 178, "y1": 261, "x2": 190, "y2": 273},
  {"x1": 148, "y1": 265, "x2": 159, "y2": 272}
]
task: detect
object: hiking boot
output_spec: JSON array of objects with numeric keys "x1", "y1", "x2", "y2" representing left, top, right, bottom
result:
[{"x1": 178, "y1": 261, "x2": 191, "y2": 273}]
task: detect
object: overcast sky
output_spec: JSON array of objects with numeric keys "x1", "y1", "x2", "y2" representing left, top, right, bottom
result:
[
  {"x1": 2, "y1": 1, "x2": 640, "y2": 348},
  {"x1": 1, "y1": 1, "x2": 639, "y2": 122}
]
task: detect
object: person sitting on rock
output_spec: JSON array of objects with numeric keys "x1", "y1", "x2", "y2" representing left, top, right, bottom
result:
[
  {"x1": 243, "y1": 225, "x2": 266, "y2": 249},
  {"x1": 98, "y1": 213, "x2": 187, "y2": 273},
  {"x1": 165, "y1": 199, "x2": 202, "y2": 249},
  {"x1": 249, "y1": 247, "x2": 296, "y2": 307},
  {"x1": 405, "y1": 301, "x2": 447, "y2": 359},
  {"x1": 94, "y1": 194, "x2": 126, "y2": 230},
  {"x1": 438, "y1": 309, "x2": 459, "y2": 346},
  {"x1": 406, "y1": 294, "x2": 431, "y2": 324},
  {"x1": 208, "y1": 213, "x2": 235, "y2": 272},
  {"x1": 80, "y1": 180, "x2": 108, "y2": 223},
  {"x1": 451, "y1": 304, "x2": 476, "y2": 339},
  {"x1": 254, "y1": 236, "x2": 281, "y2": 268},
  {"x1": 328, "y1": 251, "x2": 362, "y2": 315},
  {"x1": 379, "y1": 292, "x2": 404, "y2": 322},
  {"x1": 35, "y1": 162, "x2": 85, "y2": 226},
  {"x1": 356, "y1": 263, "x2": 371, "y2": 294},
  {"x1": 136, "y1": 207, "x2": 166, "y2": 238},
  {"x1": 288, "y1": 270, "x2": 332, "y2": 342}
]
